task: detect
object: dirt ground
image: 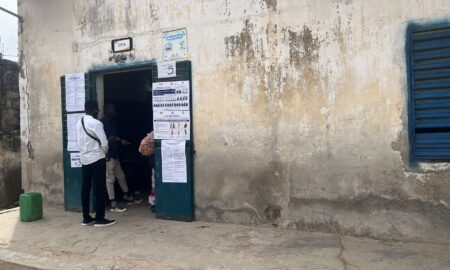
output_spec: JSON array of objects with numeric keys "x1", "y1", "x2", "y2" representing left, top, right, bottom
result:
[{"x1": 0, "y1": 205, "x2": 449, "y2": 270}]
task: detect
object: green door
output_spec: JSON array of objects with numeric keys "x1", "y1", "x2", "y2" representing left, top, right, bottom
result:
[
  {"x1": 60, "y1": 73, "x2": 96, "y2": 211},
  {"x1": 152, "y1": 60, "x2": 195, "y2": 221}
]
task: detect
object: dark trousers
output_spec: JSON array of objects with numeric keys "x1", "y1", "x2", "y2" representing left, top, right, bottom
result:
[{"x1": 81, "y1": 158, "x2": 106, "y2": 220}]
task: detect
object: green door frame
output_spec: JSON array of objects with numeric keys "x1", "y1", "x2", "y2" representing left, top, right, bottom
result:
[{"x1": 62, "y1": 60, "x2": 195, "y2": 222}]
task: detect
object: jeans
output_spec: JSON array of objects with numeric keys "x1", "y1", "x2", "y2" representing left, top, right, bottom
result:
[
  {"x1": 81, "y1": 158, "x2": 106, "y2": 220},
  {"x1": 106, "y1": 159, "x2": 129, "y2": 201}
]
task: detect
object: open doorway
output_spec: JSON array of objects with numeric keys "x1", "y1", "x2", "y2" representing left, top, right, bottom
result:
[{"x1": 101, "y1": 69, "x2": 153, "y2": 204}]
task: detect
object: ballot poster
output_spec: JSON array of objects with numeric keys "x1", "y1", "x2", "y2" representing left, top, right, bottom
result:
[{"x1": 152, "y1": 81, "x2": 190, "y2": 140}]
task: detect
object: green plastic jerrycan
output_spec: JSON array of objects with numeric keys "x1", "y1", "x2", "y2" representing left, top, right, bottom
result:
[{"x1": 19, "y1": 192, "x2": 43, "y2": 222}]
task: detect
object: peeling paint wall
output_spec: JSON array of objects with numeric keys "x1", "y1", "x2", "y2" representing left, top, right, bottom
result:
[
  {"x1": 0, "y1": 59, "x2": 21, "y2": 208},
  {"x1": 18, "y1": 0, "x2": 450, "y2": 242}
]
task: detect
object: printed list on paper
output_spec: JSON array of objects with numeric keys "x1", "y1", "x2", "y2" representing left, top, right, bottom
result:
[
  {"x1": 70, "y1": 153, "x2": 82, "y2": 168},
  {"x1": 161, "y1": 140, "x2": 187, "y2": 183},
  {"x1": 65, "y1": 73, "x2": 85, "y2": 112},
  {"x1": 67, "y1": 113, "x2": 85, "y2": 151}
]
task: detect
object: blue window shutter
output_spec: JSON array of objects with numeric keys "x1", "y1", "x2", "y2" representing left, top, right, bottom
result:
[{"x1": 410, "y1": 25, "x2": 450, "y2": 161}]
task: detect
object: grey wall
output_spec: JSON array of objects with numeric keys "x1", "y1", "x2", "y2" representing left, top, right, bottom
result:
[
  {"x1": 18, "y1": 0, "x2": 450, "y2": 243},
  {"x1": 0, "y1": 58, "x2": 21, "y2": 208}
]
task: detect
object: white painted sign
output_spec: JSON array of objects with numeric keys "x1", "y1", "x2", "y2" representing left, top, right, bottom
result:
[
  {"x1": 70, "y1": 153, "x2": 82, "y2": 168},
  {"x1": 65, "y1": 73, "x2": 85, "y2": 112},
  {"x1": 162, "y1": 140, "x2": 187, "y2": 183},
  {"x1": 112, "y1": 38, "x2": 132, "y2": 53},
  {"x1": 152, "y1": 81, "x2": 190, "y2": 140},
  {"x1": 67, "y1": 113, "x2": 85, "y2": 151},
  {"x1": 163, "y1": 29, "x2": 187, "y2": 60},
  {"x1": 157, "y1": 61, "x2": 177, "y2": 78}
]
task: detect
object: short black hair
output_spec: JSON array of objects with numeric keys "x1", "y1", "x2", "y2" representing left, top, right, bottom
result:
[
  {"x1": 104, "y1": 101, "x2": 115, "y2": 110},
  {"x1": 84, "y1": 100, "x2": 98, "y2": 113}
]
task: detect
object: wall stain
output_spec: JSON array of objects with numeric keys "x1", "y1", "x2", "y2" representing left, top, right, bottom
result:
[
  {"x1": 284, "y1": 26, "x2": 320, "y2": 68},
  {"x1": 224, "y1": 19, "x2": 256, "y2": 61},
  {"x1": 77, "y1": 0, "x2": 116, "y2": 37},
  {"x1": 264, "y1": 204, "x2": 281, "y2": 223},
  {"x1": 196, "y1": 204, "x2": 262, "y2": 225},
  {"x1": 288, "y1": 194, "x2": 450, "y2": 242},
  {"x1": 27, "y1": 141, "x2": 34, "y2": 159},
  {"x1": 261, "y1": 0, "x2": 277, "y2": 12},
  {"x1": 124, "y1": 0, "x2": 132, "y2": 30},
  {"x1": 149, "y1": 1, "x2": 159, "y2": 22},
  {"x1": 222, "y1": 18, "x2": 324, "y2": 225}
]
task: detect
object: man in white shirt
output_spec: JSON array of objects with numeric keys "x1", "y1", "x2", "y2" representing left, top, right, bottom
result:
[{"x1": 76, "y1": 100, "x2": 116, "y2": 227}]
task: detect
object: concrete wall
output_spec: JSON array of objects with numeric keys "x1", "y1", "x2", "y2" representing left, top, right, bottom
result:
[
  {"x1": 0, "y1": 58, "x2": 21, "y2": 208},
  {"x1": 18, "y1": 0, "x2": 450, "y2": 243}
]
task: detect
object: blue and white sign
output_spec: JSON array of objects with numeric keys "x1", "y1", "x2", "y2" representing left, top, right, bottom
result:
[{"x1": 163, "y1": 29, "x2": 187, "y2": 60}]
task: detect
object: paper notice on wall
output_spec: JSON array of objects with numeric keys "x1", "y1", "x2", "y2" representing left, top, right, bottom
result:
[
  {"x1": 161, "y1": 140, "x2": 187, "y2": 183},
  {"x1": 70, "y1": 153, "x2": 82, "y2": 168},
  {"x1": 157, "y1": 61, "x2": 176, "y2": 78},
  {"x1": 152, "y1": 81, "x2": 190, "y2": 140},
  {"x1": 65, "y1": 73, "x2": 85, "y2": 112},
  {"x1": 163, "y1": 29, "x2": 187, "y2": 60},
  {"x1": 67, "y1": 113, "x2": 85, "y2": 151}
]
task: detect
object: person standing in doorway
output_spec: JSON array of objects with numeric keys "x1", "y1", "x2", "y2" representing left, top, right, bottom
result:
[
  {"x1": 102, "y1": 102, "x2": 142, "y2": 212},
  {"x1": 76, "y1": 100, "x2": 116, "y2": 227},
  {"x1": 139, "y1": 131, "x2": 156, "y2": 212}
]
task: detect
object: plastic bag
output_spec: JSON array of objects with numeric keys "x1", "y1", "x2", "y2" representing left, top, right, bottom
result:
[{"x1": 139, "y1": 131, "x2": 155, "y2": 157}]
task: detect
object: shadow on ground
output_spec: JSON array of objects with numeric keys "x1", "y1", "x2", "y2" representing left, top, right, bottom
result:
[{"x1": 0, "y1": 204, "x2": 450, "y2": 270}]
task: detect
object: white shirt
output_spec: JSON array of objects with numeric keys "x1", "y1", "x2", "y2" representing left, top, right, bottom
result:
[{"x1": 76, "y1": 115, "x2": 109, "y2": 165}]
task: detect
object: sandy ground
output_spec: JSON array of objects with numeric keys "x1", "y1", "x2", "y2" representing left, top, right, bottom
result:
[{"x1": 0, "y1": 205, "x2": 449, "y2": 270}]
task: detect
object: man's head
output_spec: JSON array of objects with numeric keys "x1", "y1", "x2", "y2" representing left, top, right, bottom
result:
[
  {"x1": 104, "y1": 102, "x2": 117, "y2": 118},
  {"x1": 84, "y1": 100, "x2": 99, "y2": 118}
]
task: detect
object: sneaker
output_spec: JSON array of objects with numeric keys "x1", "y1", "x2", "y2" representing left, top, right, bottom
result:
[
  {"x1": 94, "y1": 218, "x2": 116, "y2": 227},
  {"x1": 123, "y1": 195, "x2": 143, "y2": 205},
  {"x1": 128, "y1": 198, "x2": 143, "y2": 205},
  {"x1": 110, "y1": 205, "x2": 127, "y2": 212},
  {"x1": 81, "y1": 216, "x2": 95, "y2": 226}
]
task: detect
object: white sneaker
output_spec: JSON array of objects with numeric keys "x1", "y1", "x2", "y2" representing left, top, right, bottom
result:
[{"x1": 110, "y1": 205, "x2": 127, "y2": 212}]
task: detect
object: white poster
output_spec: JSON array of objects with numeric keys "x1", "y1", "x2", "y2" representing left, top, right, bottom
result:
[
  {"x1": 70, "y1": 153, "x2": 82, "y2": 168},
  {"x1": 152, "y1": 81, "x2": 190, "y2": 140},
  {"x1": 163, "y1": 29, "x2": 187, "y2": 60},
  {"x1": 157, "y1": 61, "x2": 176, "y2": 78},
  {"x1": 65, "y1": 73, "x2": 85, "y2": 112},
  {"x1": 161, "y1": 140, "x2": 187, "y2": 183},
  {"x1": 67, "y1": 113, "x2": 85, "y2": 151}
]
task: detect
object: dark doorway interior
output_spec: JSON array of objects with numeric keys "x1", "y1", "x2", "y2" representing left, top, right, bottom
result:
[{"x1": 103, "y1": 69, "x2": 153, "y2": 198}]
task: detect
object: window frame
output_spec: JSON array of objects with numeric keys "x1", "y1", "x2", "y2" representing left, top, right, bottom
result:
[{"x1": 407, "y1": 21, "x2": 450, "y2": 163}]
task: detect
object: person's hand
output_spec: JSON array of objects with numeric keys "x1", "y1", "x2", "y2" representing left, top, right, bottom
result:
[
  {"x1": 121, "y1": 139, "x2": 131, "y2": 146},
  {"x1": 108, "y1": 135, "x2": 118, "y2": 142}
]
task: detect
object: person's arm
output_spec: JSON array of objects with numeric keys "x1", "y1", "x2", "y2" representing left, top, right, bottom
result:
[{"x1": 93, "y1": 122, "x2": 109, "y2": 154}]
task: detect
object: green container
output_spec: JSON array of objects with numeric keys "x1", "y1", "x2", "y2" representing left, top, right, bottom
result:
[{"x1": 19, "y1": 192, "x2": 43, "y2": 222}]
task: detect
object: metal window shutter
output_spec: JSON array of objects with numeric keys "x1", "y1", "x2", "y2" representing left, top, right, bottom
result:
[{"x1": 411, "y1": 26, "x2": 450, "y2": 161}]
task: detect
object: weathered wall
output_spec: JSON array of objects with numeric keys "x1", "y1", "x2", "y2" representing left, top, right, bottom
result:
[
  {"x1": 18, "y1": 0, "x2": 450, "y2": 242},
  {"x1": 0, "y1": 58, "x2": 21, "y2": 208}
]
